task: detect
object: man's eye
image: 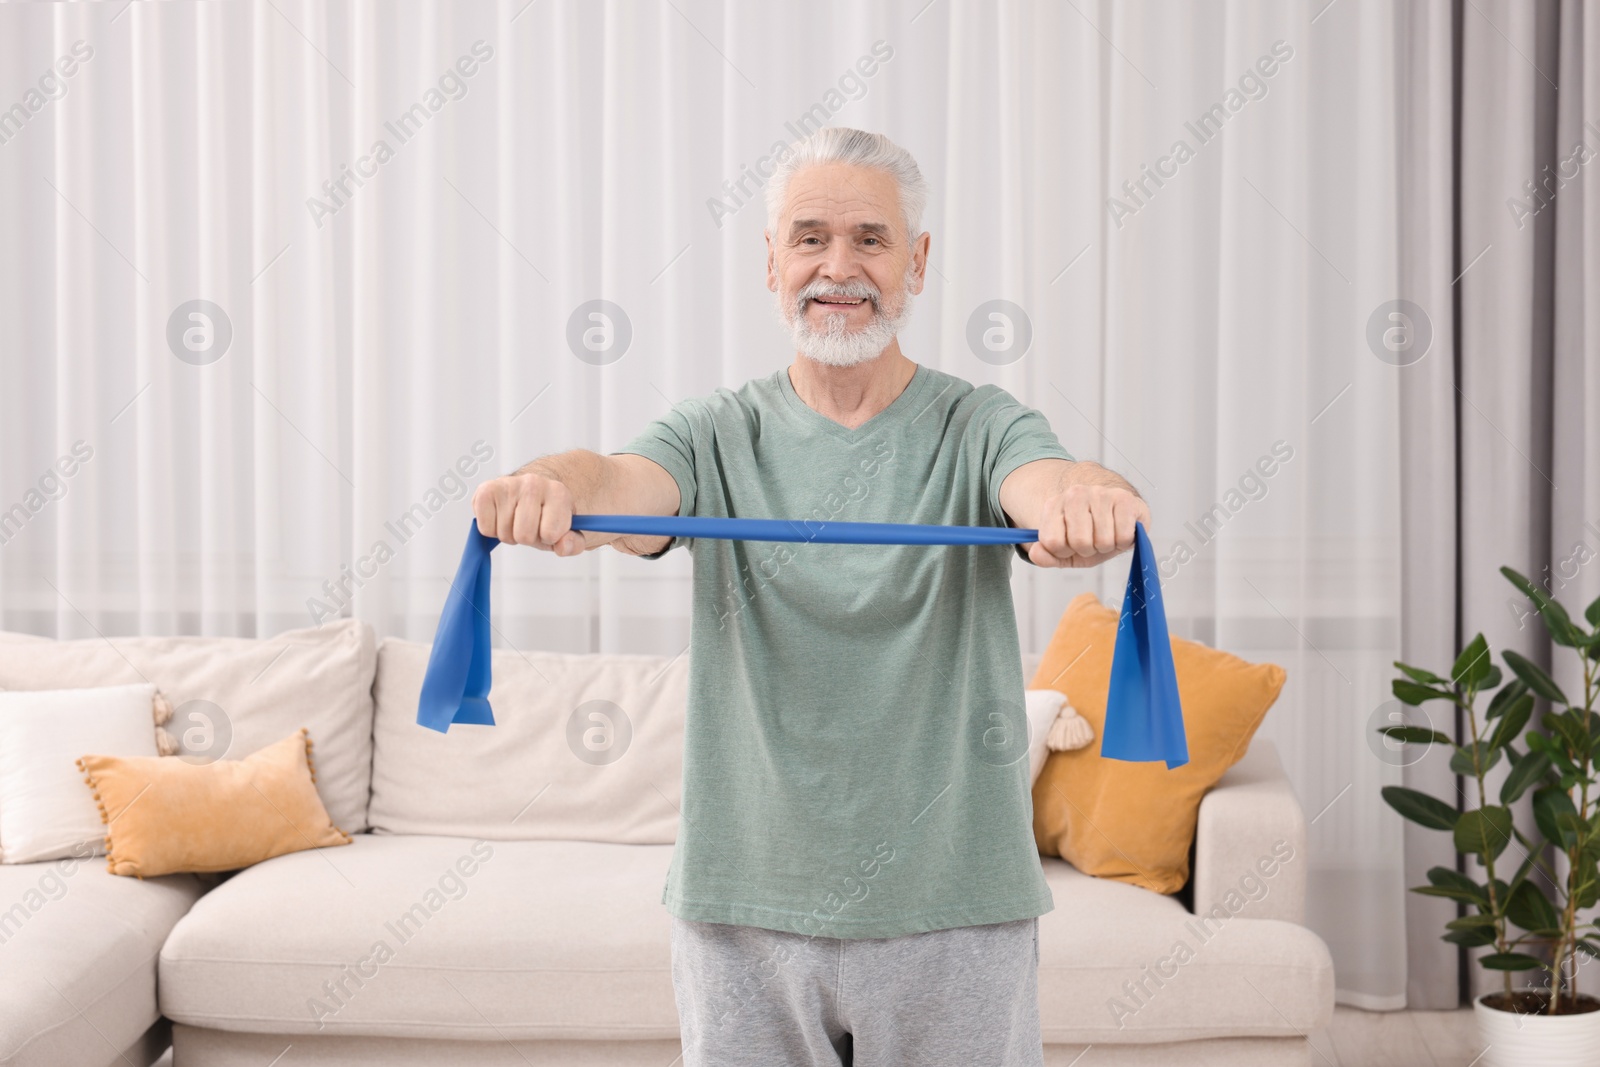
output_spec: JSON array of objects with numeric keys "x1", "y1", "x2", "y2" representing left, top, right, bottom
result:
[{"x1": 863, "y1": 237, "x2": 880, "y2": 246}]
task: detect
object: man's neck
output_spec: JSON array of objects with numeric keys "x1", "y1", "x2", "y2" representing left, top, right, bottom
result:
[{"x1": 787, "y1": 345, "x2": 917, "y2": 431}]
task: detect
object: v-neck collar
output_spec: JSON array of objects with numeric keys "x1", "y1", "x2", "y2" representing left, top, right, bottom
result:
[{"x1": 779, "y1": 362, "x2": 929, "y2": 442}]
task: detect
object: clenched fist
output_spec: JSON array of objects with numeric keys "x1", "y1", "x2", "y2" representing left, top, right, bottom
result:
[
  {"x1": 1026, "y1": 483, "x2": 1152, "y2": 569},
  {"x1": 471, "y1": 472, "x2": 587, "y2": 556}
]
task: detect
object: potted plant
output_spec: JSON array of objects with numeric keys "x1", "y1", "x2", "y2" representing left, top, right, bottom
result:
[{"x1": 1378, "y1": 568, "x2": 1600, "y2": 1064}]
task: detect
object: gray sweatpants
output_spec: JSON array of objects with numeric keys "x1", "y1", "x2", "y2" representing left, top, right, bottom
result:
[{"x1": 669, "y1": 915, "x2": 1044, "y2": 1066}]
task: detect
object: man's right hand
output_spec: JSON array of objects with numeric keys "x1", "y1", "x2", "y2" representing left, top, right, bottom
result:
[{"x1": 471, "y1": 472, "x2": 587, "y2": 556}]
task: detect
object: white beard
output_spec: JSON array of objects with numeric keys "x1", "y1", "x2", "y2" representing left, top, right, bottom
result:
[{"x1": 774, "y1": 269, "x2": 917, "y2": 368}]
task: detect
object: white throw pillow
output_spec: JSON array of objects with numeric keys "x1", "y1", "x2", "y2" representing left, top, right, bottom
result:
[
  {"x1": 0, "y1": 683, "x2": 160, "y2": 863},
  {"x1": 1025, "y1": 688, "x2": 1068, "y2": 785}
]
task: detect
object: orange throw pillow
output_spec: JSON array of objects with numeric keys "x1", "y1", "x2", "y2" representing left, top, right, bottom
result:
[
  {"x1": 77, "y1": 728, "x2": 350, "y2": 878},
  {"x1": 1030, "y1": 592, "x2": 1285, "y2": 893}
]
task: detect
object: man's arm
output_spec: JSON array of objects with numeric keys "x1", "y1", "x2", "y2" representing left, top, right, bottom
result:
[
  {"x1": 997, "y1": 458, "x2": 1152, "y2": 569},
  {"x1": 471, "y1": 450, "x2": 680, "y2": 557}
]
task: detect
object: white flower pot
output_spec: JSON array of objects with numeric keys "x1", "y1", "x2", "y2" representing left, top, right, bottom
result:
[{"x1": 1474, "y1": 994, "x2": 1600, "y2": 1066}]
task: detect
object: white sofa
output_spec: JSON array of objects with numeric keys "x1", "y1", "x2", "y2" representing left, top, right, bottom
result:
[{"x1": 0, "y1": 620, "x2": 1333, "y2": 1067}]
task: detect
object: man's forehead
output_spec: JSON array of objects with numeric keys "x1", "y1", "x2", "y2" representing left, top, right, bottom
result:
[{"x1": 781, "y1": 165, "x2": 900, "y2": 229}]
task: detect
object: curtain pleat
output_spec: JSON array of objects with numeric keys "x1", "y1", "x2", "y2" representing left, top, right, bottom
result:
[
  {"x1": 1458, "y1": 0, "x2": 1572, "y2": 1004},
  {"x1": 1395, "y1": 0, "x2": 1462, "y2": 1014}
]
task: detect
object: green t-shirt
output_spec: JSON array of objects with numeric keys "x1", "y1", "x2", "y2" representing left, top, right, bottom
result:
[{"x1": 614, "y1": 362, "x2": 1075, "y2": 939}]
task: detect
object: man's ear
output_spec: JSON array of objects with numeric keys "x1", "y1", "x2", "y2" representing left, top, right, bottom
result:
[
  {"x1": 765, "y1": 231, "x2": 778, "y2": 292},
  {"x1": 910, "y1": 231, "x2": 931, "y2": 294}
]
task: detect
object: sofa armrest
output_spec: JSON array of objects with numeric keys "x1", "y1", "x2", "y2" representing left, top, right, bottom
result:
[{"x1": 1191, "y1": 738, "x2": 1307, "y2": 925}]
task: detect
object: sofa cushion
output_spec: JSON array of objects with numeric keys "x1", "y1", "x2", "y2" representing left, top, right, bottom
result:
[
  {"x1": 159, "y1": 833, "x2": 681, "y2": 1040},
  {"x1": 1037, "y1": 858, "x2": 1333, "y2": 1043},
  {"x1": 0, "y1": 851, "x2": 207, "y2": 1067},
  {"x1": 158, "y1": 833, "x2": 1330, "y2": 1044},
  {"x1": 0, "y1": 619, "x2": 377, "y2": 834},
  {"x1": 369, "y1": 639, "x2": 687, "y2": 844}
]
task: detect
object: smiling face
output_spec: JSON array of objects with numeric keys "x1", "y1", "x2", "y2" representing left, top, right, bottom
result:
[{"x1": 766, "y1": 161, "x2": 929, "y2": 367}]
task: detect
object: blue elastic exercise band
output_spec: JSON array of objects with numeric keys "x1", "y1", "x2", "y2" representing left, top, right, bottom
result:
[
  {"x1": 415, "y1": 516, "x2": 1188, "y2": 769},
  {"x1": 1102, "y1": 522, "x2": 1188, "y2": 769}
]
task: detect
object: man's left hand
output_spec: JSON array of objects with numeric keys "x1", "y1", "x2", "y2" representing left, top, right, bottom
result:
[{"x1": 1026, "y1": 484, "x2": 1152, "y2": 569}]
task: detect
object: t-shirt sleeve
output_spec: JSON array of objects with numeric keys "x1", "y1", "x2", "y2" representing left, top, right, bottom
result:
[
  {"x1": 610, "y1": 404, "x2": 699, "y2": 559},
  {"x1": 979, "y1": 391, "x2": 1076, "y2": 563}
]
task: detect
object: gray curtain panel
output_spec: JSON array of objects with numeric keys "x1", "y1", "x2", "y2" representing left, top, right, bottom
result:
[
  {"x1": 1399, "y1": 0, "x2": 1599, "y2": 1009},
  {"x1": 1396, "y1": 0, "x2": 1462, "y2": 1014}
]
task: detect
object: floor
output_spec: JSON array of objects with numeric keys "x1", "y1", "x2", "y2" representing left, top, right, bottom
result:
[
  {"x1": 151, "y1": 1008, "x2": 1483, "y2": 1066},
  {"x1": 1311, "y1": 1006, "x2": 1483, "y2": 1066}
]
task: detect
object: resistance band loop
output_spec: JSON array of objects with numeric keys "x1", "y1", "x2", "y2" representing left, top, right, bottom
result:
[{"x1": 416, "y1": 515, "x2": 1188, "y2": 769}]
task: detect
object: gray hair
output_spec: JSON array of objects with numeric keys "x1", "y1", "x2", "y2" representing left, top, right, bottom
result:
[{"x1": 764, "y1": 127, "x2": 928, "y2": 242}]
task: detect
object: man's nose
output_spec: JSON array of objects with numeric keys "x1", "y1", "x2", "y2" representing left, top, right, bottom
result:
[{"x1": 816, "y1": 236, "x2": 864, "y2": 283}]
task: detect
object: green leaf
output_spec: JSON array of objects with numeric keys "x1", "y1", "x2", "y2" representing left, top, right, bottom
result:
[
  {"x1": 1378, "y1": 725, "x2": 1454, "y2": 746},
  {"x1": 1487, "y1": 695, "x2": 1535, "y2": 749},
  {"x1": 1419, "y1": 867, "x2": 1490, "y2": 906},
  {"x1": 1557, "y1": 812, "x2": 1589, "y2": 836},
  {"x1": 1505, "y1": 880, "x2": 1562, "y2": 936},
  {"x1": 1575, "y1": 861, "x2": 1600, "y2": 911},
  {"x1": 1452, "y1": 634, "x2": 1493, "y2": 688},
  {"x1": 1586, "y1": 591, "x2": 1600, "y2": 628},
  {"x1": 1501, "y1": 750, "x2": 1553, "y2": 804},
  {"x1": 1545, "y1": 710, "x2": 1591, "y2": 759},
  {"x1": 1480, "y1": 952, "x2": 1544, "y2": 971},
  {"x1": 1444, "y1": 927, "x2": 1500, "y2": 948},
  {"x1": 1395, "y1": 661, "x2": 1448, "y2": 687},
  {"x1": 1541, "y1": 601, "x2": 1582, "y2": 647},
  {"x1": 1527, "y1": 731, "x2": 1582, "y2": 777},
  {"x1": 1579, "y1": 711, "x2": 1600, "y2": 762},
  {"x1": 1428, "y1": 866, "x2": 1488, "y2": 898},
  {"x1": 1450, "y1": 743, "x2": 1502, "y2": 777},
  {"x1": 1381, "y1": 786, "x2": 1460, "y2": 831},
  {"x1": 1414, "y1": 885, "x2": 1484, "y2": 905},
  {"x1": 1552, "y1": 749, "x2": 1582, "y2": 778},
  {"x1": 1447, "y1": 914, "x2": 1500, "y2": 932},
  {"x1": 1534, "y1": 787, "x2": 1579, "y2": 848},
  {"x1": 1502, "y1": 565, "x2": 1540, "y2": 600},
  {"x1": 1504, "y1": 850, "x2": 1540, "y2": 902},
  {"x1": 1455, "y1": 806, "x2": 1514, "y2": 860},
  {"x1": 1486, "y1": 679, "x2": 1530, "y2": 720},
  {"x1": 1393, "y1": 680, "x2": 1453, "y2": 706},
  {"x1": 1503, "y1": 649, "x2": 1569, "y2": 705},
  {"x1": 1501, "y1": 567, "x2": 1584, "y2": 647}
]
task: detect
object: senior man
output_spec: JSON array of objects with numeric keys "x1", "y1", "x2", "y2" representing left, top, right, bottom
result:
[{"x1": 471, "y1": 127, "x2": 1150, "y2": 1066}]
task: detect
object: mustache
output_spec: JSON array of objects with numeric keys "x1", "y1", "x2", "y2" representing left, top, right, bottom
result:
[{"x1": 791, "y1": 279, "x2": 883, "y2": 315}]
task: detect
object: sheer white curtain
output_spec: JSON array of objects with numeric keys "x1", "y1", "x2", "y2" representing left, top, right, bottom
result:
[{"x1": 0, "y1": 0, "x2": 1421, "y2": 1007}]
